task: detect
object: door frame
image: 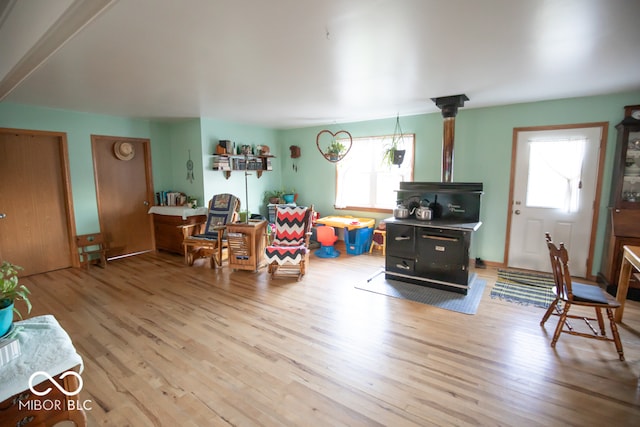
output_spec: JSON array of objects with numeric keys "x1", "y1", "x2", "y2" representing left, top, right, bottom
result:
[
  {"x1": 504, "y1": 122, "x2": 608, "y2": 280},
  {"x1": 0, "y1": 127, "x2": 79, "y2": 268},
  {"x1": 91, "y1": 134, "x2": 156, "y2": 258}
]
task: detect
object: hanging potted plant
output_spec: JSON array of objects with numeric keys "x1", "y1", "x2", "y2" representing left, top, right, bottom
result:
[
  {"x1": 382, "y1": 115, "x2": 406, "y2": 167},
  {"x1": 0, "y1": 261, "x2": 32, "y2": 336},
  {"x1": 327, "y1": 140, "x2": 346, "y2": 161}
]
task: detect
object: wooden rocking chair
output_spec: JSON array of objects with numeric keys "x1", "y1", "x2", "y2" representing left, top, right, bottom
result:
[{"x1": 264, "y1": 205, "x2": 314, "y2": 280}]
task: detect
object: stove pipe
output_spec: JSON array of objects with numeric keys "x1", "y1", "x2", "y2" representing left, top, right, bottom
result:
[{"x1": 431, "y1": 94, "x2": 469, "y2": 182}]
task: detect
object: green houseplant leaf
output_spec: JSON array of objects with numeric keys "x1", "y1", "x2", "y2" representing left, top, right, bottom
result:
[{"x1": 0, "y1": 261, "x2": 32, "y2": 319}]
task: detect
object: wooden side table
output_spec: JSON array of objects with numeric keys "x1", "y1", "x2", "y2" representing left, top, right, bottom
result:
[
  {"x1": 227, "y1": 220, "x2": 267, "y2": 271},
  {"x1": 0, "y1": 315, "x2": 86, "y2": 427},
  {"x1": 615, "y1": 245, "x2": 640, "y2": 323}
]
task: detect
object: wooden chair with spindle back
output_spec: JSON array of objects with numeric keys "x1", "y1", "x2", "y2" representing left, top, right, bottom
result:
[{"x1": 540, "y1": 232, "x2": 624, "y2": 360}]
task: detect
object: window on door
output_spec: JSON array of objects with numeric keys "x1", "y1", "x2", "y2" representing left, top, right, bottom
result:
[
  {"x1": 334, "y1": 134, "x2": 414, "y2": 211},
  {"x1": 525, "y1": 137, "x2": 586, "y2": 213}
]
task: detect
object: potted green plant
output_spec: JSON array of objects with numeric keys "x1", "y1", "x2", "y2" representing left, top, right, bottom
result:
[
  {"x1": 382, "y1": 115, "x2": 406, "y2": 167},
  {"x1": 382, "y1": 139, "x2": 405, "y2": 167},
  {"x1": 0, "y1": 261, "x2": 32, "y2": 336},
  {"x1": 327, "y1": 140, "x2": 346, "y2": 161},
  {"x1": 282, "y1": 188, "x2": 296, "y2": 204},
  {"x1": 263, "y1": 190, "x2": 285, "y2": 205}
]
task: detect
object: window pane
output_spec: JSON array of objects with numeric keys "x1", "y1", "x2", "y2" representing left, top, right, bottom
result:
[
  {"x1": 336, "y1": 134, "x2": 414, "y2": 209},
  {"x1": 525, "y1": 139, "x2": 585, "y2": 212}
]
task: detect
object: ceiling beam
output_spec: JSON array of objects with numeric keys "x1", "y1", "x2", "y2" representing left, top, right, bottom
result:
[{"x1": 0, "y1": 0, "x2": 117, "y2": 101}]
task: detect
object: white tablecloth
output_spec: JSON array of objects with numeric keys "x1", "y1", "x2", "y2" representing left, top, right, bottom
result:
[
  {"x1": 0, "y1": 315, "x2": 83, "y2": 402},
  {"x1": 148, "y1": 205, "x2": 208, "y2": 219}
]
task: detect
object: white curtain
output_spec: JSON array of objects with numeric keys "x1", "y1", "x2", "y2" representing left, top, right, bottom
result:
[{"x1": 526, "y1": 137, "x2": 586, "y2": 213}]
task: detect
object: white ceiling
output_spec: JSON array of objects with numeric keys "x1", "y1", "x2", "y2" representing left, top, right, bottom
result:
[{"x1": 1, "y1": 0, "x2": 640, "y2": 129}]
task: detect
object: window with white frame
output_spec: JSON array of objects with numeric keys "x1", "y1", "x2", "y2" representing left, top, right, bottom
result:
[{"x1": 335, "y1": 134, "x2": 414, "y2": 210}]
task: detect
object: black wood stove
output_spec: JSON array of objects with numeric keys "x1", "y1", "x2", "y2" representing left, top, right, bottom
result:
[
  {"x1": 385, "y1": 182, "x2": 483, "y2": 294},
  {"x1": 384, "y1": 95, "x2": 483, "y2": 294}
]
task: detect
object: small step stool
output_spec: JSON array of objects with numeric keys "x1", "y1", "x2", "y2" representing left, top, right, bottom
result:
[
  {"x1": 369, "y1": 229, "x2": 386, "y2": 256},
  {"x1": 76, "y1": 233, "x2": 107, "y2": 269}
]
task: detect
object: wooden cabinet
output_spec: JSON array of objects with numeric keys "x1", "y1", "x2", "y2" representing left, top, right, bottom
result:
[
  {"x1": 0, "y1": 315, "x2": 86, "y2": 427},
  {"x1": 212, "y1": 155, "x2": 274, "y2": 179},
  {"x1": 149, "y1": 207, "x2": 207, "y2": 255},
  {"x1": 227, "y1": 220, "x2": 267, "y2": 271},
  {"x1": 599, "y1": 209, "x2": 640, "y2": 292},
  {"x1": 599, "y1": 106, "x2": 640, "y2": 297},
  {"x1": 609, "y1": 109, "x2": 640, "y2": 208}
]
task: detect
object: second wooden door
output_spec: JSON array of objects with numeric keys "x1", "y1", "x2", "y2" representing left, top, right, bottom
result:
[{"x1": 92, "y1": 135, "x2": 155, "y2": 259}]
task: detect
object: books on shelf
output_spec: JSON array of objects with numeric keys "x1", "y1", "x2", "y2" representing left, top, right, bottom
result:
[
  {"x1": 155, "y1": 191, "x2": 187, "y2": 206},
  {"x1": 212, "y1": 155, "x2": 231, "y2": 171}
]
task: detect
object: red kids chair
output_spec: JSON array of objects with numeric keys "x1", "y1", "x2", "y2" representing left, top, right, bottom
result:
[{"x1": 315, "y1": 225, "x2": 340, "y2": 258}]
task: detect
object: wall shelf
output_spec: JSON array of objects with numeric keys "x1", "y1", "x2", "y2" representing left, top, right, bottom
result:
[{"x1": 212, "y1": 154, "x2": 275, "y2": 179}]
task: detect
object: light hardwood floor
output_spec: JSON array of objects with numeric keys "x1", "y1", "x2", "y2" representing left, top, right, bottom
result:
[{"x1": 18, "y1": 245, "x2": 640, "y2": 426}]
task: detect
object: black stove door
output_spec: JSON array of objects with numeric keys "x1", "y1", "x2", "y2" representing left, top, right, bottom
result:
[{"x1": 415, "y1": 228, "x2": 470, "y2": 286}]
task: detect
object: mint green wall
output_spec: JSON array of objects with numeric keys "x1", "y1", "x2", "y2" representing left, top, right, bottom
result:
[
  {"x1": 0, "y1": 103, "x2": 155, "y2": 234},
  {"x1": 149, "y1": 121, "x2": 173, "y2": 192},
  {"x1": 3, "y1": 89, "x2": 640, "y2": 274},
  {"x1": 163, "y1": 119, "x2": 204, "y2": 204},
  {"x1": 199, "y1": 118, "x2": 281, "y2": 216},
  {"x1": 278, "y1": 91, "x2": 640, "y2": 273}
]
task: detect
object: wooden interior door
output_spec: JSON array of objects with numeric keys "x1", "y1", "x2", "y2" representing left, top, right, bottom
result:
[
  {"x1": 92, "y1": 135, "x2": 155, "y2": 258},
  {"x1": 0, "y1": 129, "x2": 75, "y2": 275}
]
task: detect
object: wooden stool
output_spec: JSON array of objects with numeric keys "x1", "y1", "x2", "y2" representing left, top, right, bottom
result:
[
  {"x1": 76, "y1": 233, "x2": 107, "y2": 269},
  {"x1": 369, "y1": 229, "x2": 386, "y2": 256}
]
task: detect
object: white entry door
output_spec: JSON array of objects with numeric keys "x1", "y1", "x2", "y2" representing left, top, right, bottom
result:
[{"x1": 507, "y1": 126, "x2": 603, "y2": 277}]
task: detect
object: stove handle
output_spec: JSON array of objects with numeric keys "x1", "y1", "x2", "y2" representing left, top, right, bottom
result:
[
  {"x1": 394, "y1": 236, "x2": 412, "y2": 241},
  {"x1": 420, "y1": 234, "x2": 458, "y2": 242},
  {"x1": 394, "y1": 262, "x2": 411, "y2": 270}
]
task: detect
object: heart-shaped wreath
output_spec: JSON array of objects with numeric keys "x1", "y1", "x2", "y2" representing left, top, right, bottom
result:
[{"x1": 316, "y1": 130, "x2": 353, "y2": 163}]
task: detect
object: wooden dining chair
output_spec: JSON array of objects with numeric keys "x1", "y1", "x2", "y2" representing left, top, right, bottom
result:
[{"x1": 540, "y1": 233, "x2": 624, "y2": 361}]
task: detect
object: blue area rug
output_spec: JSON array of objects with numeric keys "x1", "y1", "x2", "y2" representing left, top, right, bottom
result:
[{"x1": 356, "y1": 270, "x2": 485, "y2": 315}]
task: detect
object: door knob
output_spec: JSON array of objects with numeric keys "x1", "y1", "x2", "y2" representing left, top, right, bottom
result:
[
  {"x1": 143, "y1": 201, "x2": 150, "y2": 206},
  {"x1": 0, "y1": 213, "x2": 6, "y2": 219},
  {"x1": 514, "y1": 209, "x2": 521, "y2": 215}
]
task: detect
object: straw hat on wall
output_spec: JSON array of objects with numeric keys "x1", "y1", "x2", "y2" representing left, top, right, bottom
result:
[{"x1": 114, "y1": 141, "x2": 135, "y2": 161}]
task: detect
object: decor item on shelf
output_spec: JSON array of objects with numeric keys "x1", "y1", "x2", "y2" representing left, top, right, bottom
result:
[
  {"x1": 218, "y1": 140, "x2": 232, "y2": 154},
  {"x1": 113, "y1": 141, "x2": 135, "y2": 161},
  {"x1": 186, "y1": 149, "x2": 194, "y2": 183},
  {"x1": 382, "y1": 115, "x2": 406, "y2": 167},
  {"x1": 260, "y1": 145, "x2": 271, "y2": 155},
  {"x1": 0, "y1": 261, "x2": 32, "y2": 336},
  {"x1": 316, "y1": 129, "x2": 353, "y2": 163},
  {"x1": 241, "y1": 145, "x2": 252, "y2": 155}
]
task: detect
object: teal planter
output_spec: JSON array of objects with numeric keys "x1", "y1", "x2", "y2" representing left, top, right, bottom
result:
[
  {"x1": 0, "y1": 301, "x2": 14, "y2": 337},
  {"x1": 283, "y1": 194, "x2": 295, "y2": 203}
]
